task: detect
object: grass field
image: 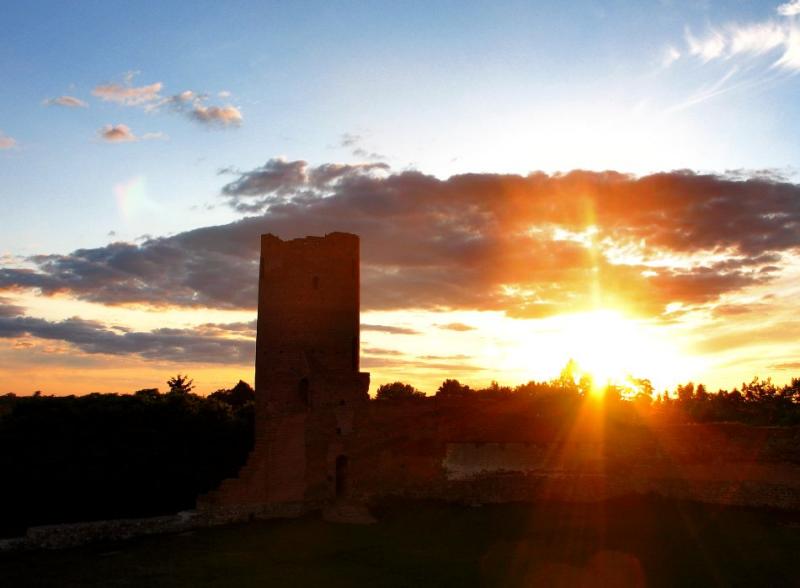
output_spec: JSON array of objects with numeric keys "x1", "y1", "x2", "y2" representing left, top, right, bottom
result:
[{"x1": 2, "y1": 497, "x2": 799, "y2": 587}]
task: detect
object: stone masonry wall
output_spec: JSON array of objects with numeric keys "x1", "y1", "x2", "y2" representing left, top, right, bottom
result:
[{"x1": 345, "y1": 398, "x2": 800, "y2": 510}]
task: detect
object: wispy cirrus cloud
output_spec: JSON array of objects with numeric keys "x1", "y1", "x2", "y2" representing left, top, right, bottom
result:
[
  {"x1": 676, "y1": 3, "x2": 800, "y2": 71},
  {"x1": 662, "y1": 45, "x2": 682, "y2": 67},
  {"x1": 44, "y1": 95, "x2": 88, "y2": 108},
  {"x1": 663, "y1": 3, "x2": 800, "y2": 111}
]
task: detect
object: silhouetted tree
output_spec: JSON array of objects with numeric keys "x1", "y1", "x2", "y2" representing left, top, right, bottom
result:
[
  {"x1": 134, "y1": 388, "x2": 160, "y2": 400},
  {"x1": 0, "y1": 384, "x2": 254, "y2": 537},
  {"x1": 476, "y1": 381, "x2": 513, "y2": 397},
  {"x1": 781, "y1": 378, "x2": 800, "y2": 403},
  {"x1": 167, "y1": 374, "x2": 195, "y2": 395},
  {"x1": 375, "y1": 382, "x2": 425, "y2": 400},
  {"x1": 436, "y1": 379, "x2": 472, "y2": 398},
  {"x1": 209, "y1": 380, "x2": 255, "y2": 408},
  {"x1": 677, "y1": 382, "x2": 695, "y2": 402}
]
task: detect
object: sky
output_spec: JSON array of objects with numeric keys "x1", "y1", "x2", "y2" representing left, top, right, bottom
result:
[{"x1": 1, "y1": 0, "x2": 800, "y2": 396}]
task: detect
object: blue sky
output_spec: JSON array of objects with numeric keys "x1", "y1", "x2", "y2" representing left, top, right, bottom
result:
[
  {"x1": 2, "y1": 1, "x2": 800, "y2": 394},
  {"x1": 3, "y1": 0, "x2": 799, "y2": 255}
]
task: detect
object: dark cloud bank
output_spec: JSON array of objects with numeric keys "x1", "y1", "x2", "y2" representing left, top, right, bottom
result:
[
  {"x1": 1, "y1": 161, "x2": 799, "y2": 363},
  {"x1": 4, "y1": 160, "x2": 798, "y2": 316},
  {"x1": 0, "y1": 299, "x2": 254, "y2": 364}
]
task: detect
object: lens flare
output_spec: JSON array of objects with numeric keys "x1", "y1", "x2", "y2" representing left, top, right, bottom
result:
[{"x1": 114, "y1": 176, "x2": 156, "y2": 220}]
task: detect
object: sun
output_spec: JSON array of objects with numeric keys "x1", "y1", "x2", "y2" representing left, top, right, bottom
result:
[
  {"x1": 491, "y1": 309, "x2": 698, "y2": 395},
  {"x1": 554, "y1": 309, "x2": 692, "y2": 394}
]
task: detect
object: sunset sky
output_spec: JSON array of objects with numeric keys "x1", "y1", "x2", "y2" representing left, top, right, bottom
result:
[{"x1": 2, "y1": 0, "x2": 800, "y2": 395}]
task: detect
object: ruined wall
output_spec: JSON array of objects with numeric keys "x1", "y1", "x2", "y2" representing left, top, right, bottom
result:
[
  {"x1": 201, "y1": 231, "x2": 800, "y2": 514},
  {"x1": 345, "y1": 398, "x2": 800, "y2": 510}
]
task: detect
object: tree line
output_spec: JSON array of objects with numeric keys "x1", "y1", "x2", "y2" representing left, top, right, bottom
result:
[
  {"x1": 375, "y1": 370, "x2": 800, "y2": 426},
  {"x1": 2, "y1": 369, "x2": 798, "y2": 536},
  {"x1": 0, "y1": 378, "x2": 255, "y2": 538}
]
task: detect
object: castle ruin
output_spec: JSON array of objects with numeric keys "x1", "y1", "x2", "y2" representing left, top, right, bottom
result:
[
  {"x1": 201, "y1": 231, "x2": 800, "y2": 519},
  {"x1": 200, "y1": 233, "x2": 369, "y2": 514}
]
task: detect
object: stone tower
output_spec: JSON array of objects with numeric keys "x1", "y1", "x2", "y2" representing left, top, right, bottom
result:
[{"x1": 199, "y1": 232, "x2": 370, "y2": 513}]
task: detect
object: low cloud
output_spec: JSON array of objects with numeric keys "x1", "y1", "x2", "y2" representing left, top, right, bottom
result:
[
  {"x1": 157, "y1": 90, "x2": 243, "y2": 127},
  {"x1": 362, "y1": 324, "x2": 421, "y2": 335},
  {"x1": 191, "y1": 105, "x2": 242, "y2": 127},
  {"x1": 1, "y1": 164, "x2": 798, "y2": 323},
  {"x1": 0, "y1": 303, "x2": 253, "y2": 365},
  {"x1": 99, "y1": 124, "x2": 136, "y2": 142},
  {"x1": 98, "y1": 124, "x2": 166, "y2": 143},
  {"x1": 770, "y1": 361, "x2": 800, "y2": 370},
  {"x1": 437, "y1": 322, "x2": 476, "y2": 332},
  {"x1": 44, "y1": 96, "x2": 88, "y2": 108},
  {"x1": 220, "y1": 157, "x2": 388, "y2": 212},
  {"x1": 361, "y1": 355, "x2": 482, "y2": 373},
  {"x1": 362, "y1": 347, "x2": 405, "y2": 355},
  {"x1": 0, "y1": 298, "x2": 25, "y2": 317}
]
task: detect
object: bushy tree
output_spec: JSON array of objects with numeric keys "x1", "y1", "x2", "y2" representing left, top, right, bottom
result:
[
  {"x1": 677, "y1": 382, "x2": 695, "y2": 402},
  {"x1": 435, "y1": 379, "x2": 472, "y2": 398},
  {"x1": 476, "y1": 381, "x2": 513, "y2": 397},
  {"x1": 375, "y1": 381, "x2": 425, "y2": 400},
  {"x1": 209, "y1": 380, "x2": 255, "y2": 408}
]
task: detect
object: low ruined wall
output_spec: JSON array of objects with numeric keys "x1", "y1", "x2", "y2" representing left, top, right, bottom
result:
[
  {"x1": 346, "y1": 399, "x2": 800, "y2": 510},
  {"x1": 0, "y1": 503, "x2": 309, "y2": 552}
]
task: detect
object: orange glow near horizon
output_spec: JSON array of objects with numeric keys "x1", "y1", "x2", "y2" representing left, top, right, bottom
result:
[{"x1": 492, "y1": 309, "x2": 700, "y2": 395}]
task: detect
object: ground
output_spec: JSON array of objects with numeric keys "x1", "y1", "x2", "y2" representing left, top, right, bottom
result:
[{"x1": 2, "y1": 498, "x2": 799, "y2": 587}]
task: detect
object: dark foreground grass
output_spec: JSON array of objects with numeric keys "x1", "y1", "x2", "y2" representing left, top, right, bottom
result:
[{"x1": 2, "y1": 497, "x2": 800, "y2": 587}]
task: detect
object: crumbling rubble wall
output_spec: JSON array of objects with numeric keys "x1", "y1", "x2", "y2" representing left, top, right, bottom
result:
[{"x1": 345, "y1": 398, "x2": 800, "y2": 510}]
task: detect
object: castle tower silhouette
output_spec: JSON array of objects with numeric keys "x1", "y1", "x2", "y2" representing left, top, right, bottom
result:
[{"x1": 199, "y1": 232, "x2": 370, "y2": 512}]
